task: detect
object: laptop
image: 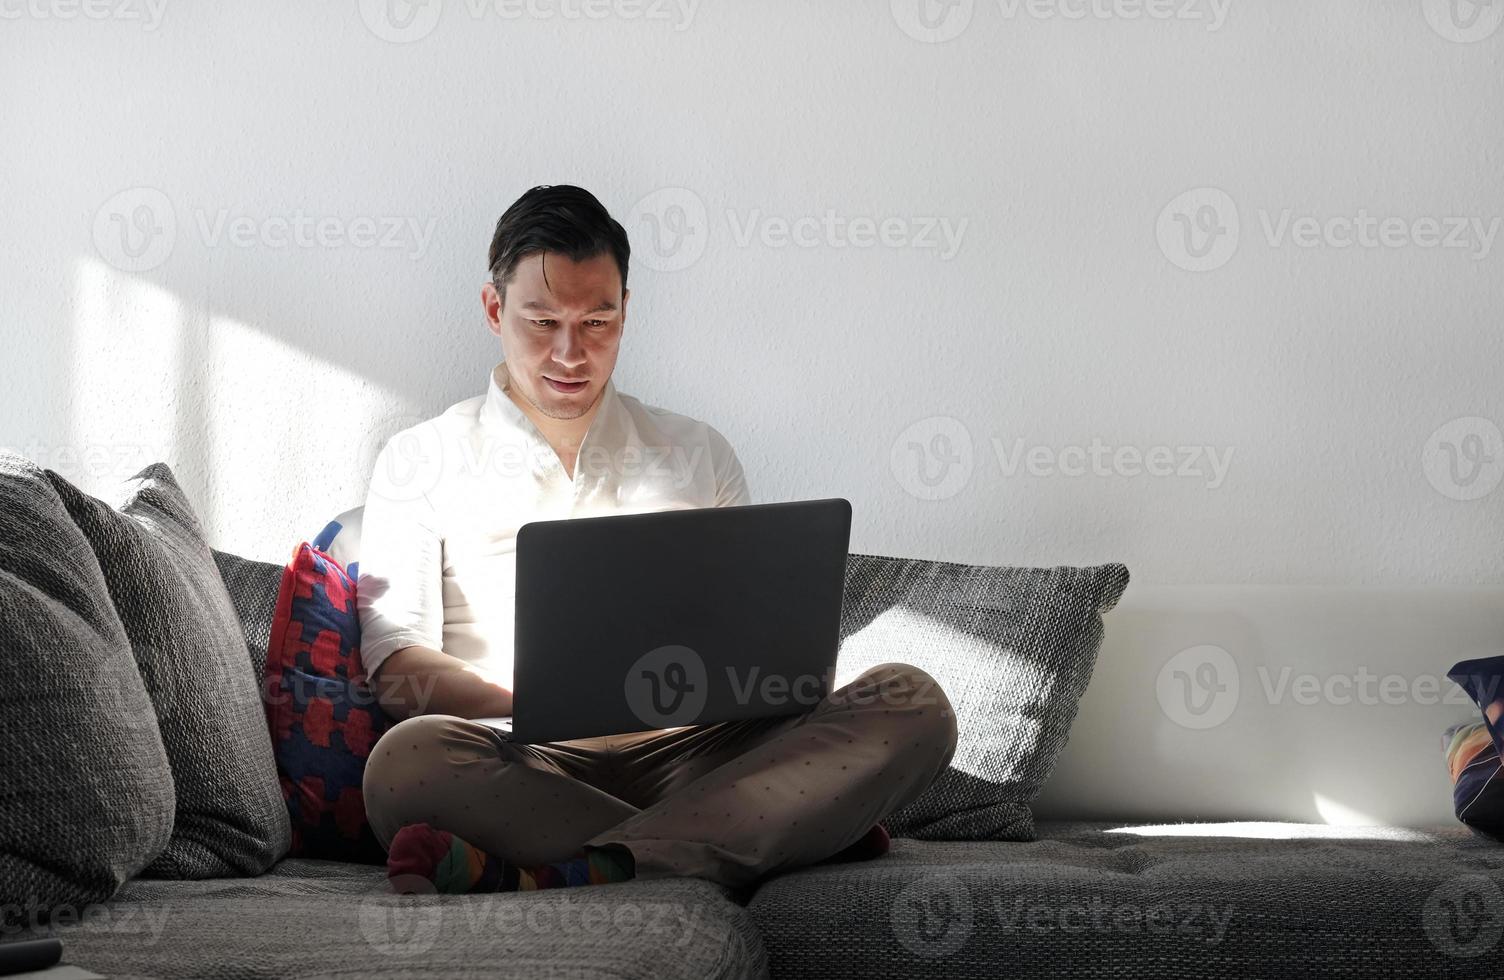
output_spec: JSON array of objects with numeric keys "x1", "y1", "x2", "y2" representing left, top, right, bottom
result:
[{"x1": 476, "y1": 497, "x2": 852, "y2": 744}]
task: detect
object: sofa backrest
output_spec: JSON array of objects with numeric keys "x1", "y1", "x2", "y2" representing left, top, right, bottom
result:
[
  {"x1": 1031, "y1": 584, "x2": 1504, "y2": 828},
  {"x1": 314, "y1": 503, "x2": 1500, "y2": 828}
]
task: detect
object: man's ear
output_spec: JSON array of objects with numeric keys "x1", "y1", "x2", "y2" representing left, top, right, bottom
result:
[
  {"x1": 620, "y1": 286, "x2": 629, "y2": 333},
  {"x1": 481, "y1": 281, "x2": 503, "y2": 338}
]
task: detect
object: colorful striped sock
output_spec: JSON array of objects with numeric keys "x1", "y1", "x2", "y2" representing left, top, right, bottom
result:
[{"x1": 387, "y1": 823, "x2": 635, "y2": 894}]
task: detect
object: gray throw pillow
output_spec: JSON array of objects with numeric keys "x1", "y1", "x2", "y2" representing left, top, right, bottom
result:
[
  {"x1": 0, "y1": 451, "x2": 175, "y2": 923},
  {"x1": 833, "y1": 554, "x2": 1129, "y2": 840},
  {"x1": 48, "y1": 463, "x2": 290, "y2": 878},
  {"x1": 211, "y1": 548, "x2": 284, "y2": 684}
]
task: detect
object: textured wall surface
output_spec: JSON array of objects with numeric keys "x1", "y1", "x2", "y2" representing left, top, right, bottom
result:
[{"x1": 2, "y1": 2, "x2": 1501, "y2": 584}]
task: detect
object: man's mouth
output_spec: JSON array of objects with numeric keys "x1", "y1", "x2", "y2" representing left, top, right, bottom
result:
[{"x1": 545, "y1": 376, "x2": 588, "y2": 393}]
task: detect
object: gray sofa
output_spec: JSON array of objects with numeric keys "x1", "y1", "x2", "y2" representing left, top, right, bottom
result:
[
  {"x1": 4, "y1": 451, "x2": 1501, "y2": 980},
  {"x1": 16, "y1": 545, "x2": 1503, "y2": 979},
  {"x1": 30, "y1": 820, "x2": 1501, "y2": 978}
]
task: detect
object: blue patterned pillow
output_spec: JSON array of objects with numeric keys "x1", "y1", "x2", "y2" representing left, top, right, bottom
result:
[{"x1": 265, "y1": 540, "x2": 387, "y2": 863}]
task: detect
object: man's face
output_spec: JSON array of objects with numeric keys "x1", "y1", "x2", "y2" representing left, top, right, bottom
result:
[{"x1": 482, "y1": 251, "x2": 627, "y2": 421}]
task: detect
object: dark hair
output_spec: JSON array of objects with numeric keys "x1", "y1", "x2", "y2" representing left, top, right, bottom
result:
[{"x1": 487, "y1": 185, "x2": 630, "y2": 307}]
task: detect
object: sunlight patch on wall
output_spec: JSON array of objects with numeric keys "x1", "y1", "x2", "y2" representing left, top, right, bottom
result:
[
  {"x1": 1310, "y1": 791, "x2": 1383, "y2": 827},
  {"x1": 69, "y1": 257, "x2": 186, "y2": 491},
  {"x1": 203, "y1": 312, "x2": 398, "y2": 561}
]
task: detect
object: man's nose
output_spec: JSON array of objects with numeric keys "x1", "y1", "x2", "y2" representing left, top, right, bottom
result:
[{"x1": 553, "y1": 325, "x2": 587, "y2": 365}]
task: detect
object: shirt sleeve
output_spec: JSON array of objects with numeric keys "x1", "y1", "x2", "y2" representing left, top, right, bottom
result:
[
  {"x1": 355, "y1": 429, "x2": 445, "y2": 679},
  {"x1": 710, "y1": 426, "x2": 753, "y2": 507}
]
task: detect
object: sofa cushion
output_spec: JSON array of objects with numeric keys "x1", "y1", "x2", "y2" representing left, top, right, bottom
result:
[
  {"x1": 211, "y1": 548, "x2": 283, "y2": 682},
  {"x1": 749, "y1": 820, "x2": 1504, "y2": 979},
  {"x1": 0, "y1": 451, "x2": 176, "y2": 924},
  {"x1": 834, "y1": 556, "x2": 1128, "y2": 840},
  {"x1": 28, "y1": 858, "x2": 768, "y2": 980},
  {"x1": 48, "y1": 462, "x2": 290, "y2": 878},
  {"x1": 314, "y1": 506, "x2": 364, "y2": 578},
  {"x1": 1446, "y1": 656, "x2": 1504, "y2": 838},
  {"x1": 1445, "y1": 720, "x2": 1504, "y2": 840},
  {"x1": 267, "y1": 542, "x2": 389, "y2": 863}
]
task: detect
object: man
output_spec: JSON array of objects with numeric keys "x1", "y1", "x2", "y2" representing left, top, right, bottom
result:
[{"x1": 357, "y1": 184, "x2": 956, "y2": 894}]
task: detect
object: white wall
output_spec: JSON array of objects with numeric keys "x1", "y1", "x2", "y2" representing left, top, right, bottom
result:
[{"x1": 3, "y1": 1, "x2": 1502, "y2": 589}]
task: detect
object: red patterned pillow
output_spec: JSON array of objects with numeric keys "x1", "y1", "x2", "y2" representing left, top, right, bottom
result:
[{"x1": 265, "y1": 542, "x2": 389, "y2": 863}]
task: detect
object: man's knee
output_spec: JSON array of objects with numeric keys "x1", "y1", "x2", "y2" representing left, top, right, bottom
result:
[
  {"x1": 363, "y1": 714, "x2": 467, "y2": 832},
  {"x1": 838, "y1": 661, "x2": 958, "y2": 757}
]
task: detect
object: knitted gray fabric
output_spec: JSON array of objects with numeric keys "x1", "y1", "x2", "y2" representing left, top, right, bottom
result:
[
  {"x1": 835, "y1": 555, "x2": 1129, "y2": 840},
  {"x1": 47, "y1": 463, "x2": 290, "y2": 878},
  {"x1": 750, "y1": 822, "x2": 1504, "y2": 979},
  {"x1": 0, "y1": 451, "x2": 175, "y2": 924},
  {"x1": 210, "y1": 548, "x2": 283, "y2": 684},
  {"x1": 30, "y1": 860, "x2": 769, "y2": 980}
]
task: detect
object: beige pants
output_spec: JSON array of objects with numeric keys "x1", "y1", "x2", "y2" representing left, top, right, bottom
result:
[{"x1": 363, "y1": 662, "x2": 957, "y2": 888}]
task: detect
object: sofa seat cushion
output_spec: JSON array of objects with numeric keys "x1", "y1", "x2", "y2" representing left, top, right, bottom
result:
[
  {"x1": 28, "y1": 859, "x2": 768, "y2": 980},
  {"x1": 748, "y1": 821, "x2": 1504, "y2": 979}
]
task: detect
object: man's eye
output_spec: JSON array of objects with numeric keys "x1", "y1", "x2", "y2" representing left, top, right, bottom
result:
[
  {"x1": 587, "y1": 320, "x2": 607, "y2": 328},
  {"x1": 533, "y1": 319, "x2": 555, "y2": 328}
]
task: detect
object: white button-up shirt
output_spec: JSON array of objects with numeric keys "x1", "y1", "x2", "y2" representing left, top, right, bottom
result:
[{"x1": 355, "y1": 359, "x2": 752, "y2": 687}]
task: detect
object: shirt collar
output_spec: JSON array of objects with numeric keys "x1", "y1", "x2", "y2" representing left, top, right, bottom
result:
[{"x1": 479, "y1": 359, "x2": 624, "y2": 457}]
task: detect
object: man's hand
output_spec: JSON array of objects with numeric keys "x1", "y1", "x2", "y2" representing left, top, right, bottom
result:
[{"x1": 371, "y1": 644, "x2": 513, "y2": 721}]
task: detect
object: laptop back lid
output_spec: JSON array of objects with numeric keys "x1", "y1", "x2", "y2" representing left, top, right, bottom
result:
[{"x1": 511, "y1": 498, "x2": 852, "y2": 744}]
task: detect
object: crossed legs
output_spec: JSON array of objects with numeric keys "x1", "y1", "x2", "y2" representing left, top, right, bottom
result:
[{"x1": 363, "y1": 662, "x2": 957, "y2": 889}]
